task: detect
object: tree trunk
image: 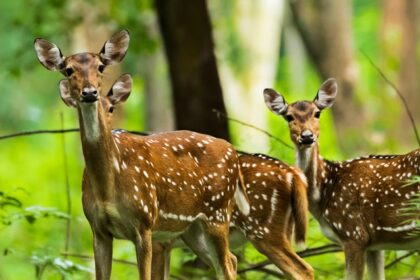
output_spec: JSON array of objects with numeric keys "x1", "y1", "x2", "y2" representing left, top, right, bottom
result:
[
  {"x1": 155, "y1": 0, "x2": 230, "y2": 140},
  {"x1": 381, "y1": 0, "x2": 419, "y2": 148},
  {"x1": 289, "y1": 0, "x2": 362, "y2": 152}
]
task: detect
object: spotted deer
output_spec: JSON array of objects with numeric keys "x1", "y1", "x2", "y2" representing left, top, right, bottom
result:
[
  {"x1": 231, "y1": 153, "x2": 313, "y2": 280},
  {"x1": 264, "y1": 78, "x2": 420, "y2": 280},
  {"x1": 34, "y1": 30, "x2": 250, "y2": 280},
  {"x1": 101, "y1": 98, "x2": 314, "y2": 279}
]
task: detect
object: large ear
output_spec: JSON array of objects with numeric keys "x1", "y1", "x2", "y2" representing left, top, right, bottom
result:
[
  {"x1": 59, "y1": 80, "x2": 77, "y2": 108},
  {"x1": 107, "y1": 74, "x2": 132, "y2": 105},
  {"x1": 314, "y1": 78, "x2": 337, "y2": 110},
  {"x1": 263, "y1": 88, "x2": 288, "y2": 115},
  {"x1": 99, "y1": 30, "x2": 130, "y2": 65},
  {"x1": 34, "y1": 38, "x2": 65, "y2": 71}
]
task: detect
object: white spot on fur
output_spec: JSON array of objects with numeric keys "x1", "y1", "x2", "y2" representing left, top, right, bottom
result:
[{"x1": 113, "y1": 157, "x2": 120, "y2": 172}]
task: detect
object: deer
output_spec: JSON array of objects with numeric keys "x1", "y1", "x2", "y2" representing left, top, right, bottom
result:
[
  {"x1": 101, "y1": 95, "x2": 314, "y2": 279},
  {"x1": 34, "y1": 30, "x2": 251, "y2": 280},
  {"x1": 263, "y1": 78, "x2": 420, "y2": 280}
]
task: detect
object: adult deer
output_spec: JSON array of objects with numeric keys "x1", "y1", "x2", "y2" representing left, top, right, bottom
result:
[
  {"x1": 264, "y1": 78, "x2": 420, "y2": 280},
  {"x1": 232, "y1": 153, "x2": 313, "y2": 280},
  {"x1": 101, "y1": 100, "x2": 314, "y2": 279},
  {"x1": 34, "y1": 30, "x2": 250, "y2": 280}
]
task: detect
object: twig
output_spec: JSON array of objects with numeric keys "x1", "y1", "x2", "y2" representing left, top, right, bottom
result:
[
  {"x1": 255, "y1": 267, "x2": 285, "y2": 278},
  {"x1": 61, "y1": 252, "x2": 137, "y2": 267},
  {"x1": 299, "y1": 244, "x2": 342, "y2": 258},
  {"x1": 385, "y1": 251, "x2": 418, "y2": 269},
  {"x1": 0, "y1": 128, "x2": 150, "y2": 141},
  {"x1": 361, "y1": 50, "x2": 420, "y2": 147},
  {"x1": 213, "y1": 109, "x2": 293, "y2": 149},
  {"x1": 237, "y1": 244, "x2": 342, "y2": 275},
  {"x1": 60, "y1": 113, "x2": 72, "y2": 262},
  {"x1": 0, "y1": 129, "x2": 80, "y2": 140}
]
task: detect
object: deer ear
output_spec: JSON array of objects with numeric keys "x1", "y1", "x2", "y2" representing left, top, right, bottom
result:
[
  {"x1": 34, "y1": 38, "x2": 65, "y2": 71},
  {"x1": 100, "y1": 30, "x2": 130, "y2": 65},
  {"x1": 263, "y1": 88, "x2": 288, "y2": 115},
  {"x1": 59, "y1": 79, "x2": 77, "y2": 108},
  {"x1": 314, "y1": 78, "x2": 337, "y2": 110},
  {"x1": 107, "y1": 74, "x2": 132, "y2": 105}
]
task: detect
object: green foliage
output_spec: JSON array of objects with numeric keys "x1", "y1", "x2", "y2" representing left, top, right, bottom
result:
[
  {"x1": 31, "y1": 254, "x2": 91, "y2": 280},
  {"x1": 0, "y1": 0, "x2": 419, "y2": 279},
  {"x1": 0, "y1": 191, "x2": 68, "y2": 226}
]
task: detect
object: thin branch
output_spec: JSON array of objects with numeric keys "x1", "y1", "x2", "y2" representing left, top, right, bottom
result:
[
  {"x1": 255, "y1": 267, "x2": 285, "y2": 278},
  {"x1": 0, "y1": 129, "x2": 79, "y2": 140},
  {"x1": 299, "y1": 243, "x2": 342, "y2": 258},
  {"x1": 213, "y1": 109, "x2": 293, "y2": 149},
  {"x1": 237, "y1": 244, "x2": 342, "y2": 275},
  {"x1": 361, "y1": 50, "x2": 420, "y2": 147},
  {"x1": 61, "y1": 252, "x2": 137, "y2": 267},
  {"x1": 60, "y1": 114, "x2": 71, "y2": 260},
  {"x1": 385, "y1": 251, "x2": 418, "y2": 269},
  {"x1": 0, "y1": 128, "x2": 150, "y2": 141}
]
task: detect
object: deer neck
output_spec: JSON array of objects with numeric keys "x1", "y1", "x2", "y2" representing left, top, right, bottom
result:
[
  {"x1": 78, "y1": 101, "x2": 117, "y2": 200},
  {"x1": 295, "y1": 144, "x2": 326, "y2": 217}
]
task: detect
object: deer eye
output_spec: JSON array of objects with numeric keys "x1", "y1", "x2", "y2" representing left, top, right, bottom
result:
[
  {"x1": 314, "y1": 111, "x2": 321, "y2": 118},
  {"x1": 108, "y1": 106, "x2": 114, "y2": 113},
  {"x1": 65, "y1": 68, "x2": 74, "y2": 76},
  {"x1": 98, "y1": 64, "x2": 105, "y2": 73},
  {"x1": 285, "y1": 115, "x2": 294, "y2": 122}
]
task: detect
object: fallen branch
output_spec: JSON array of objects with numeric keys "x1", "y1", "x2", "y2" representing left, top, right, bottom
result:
[
  {"x1": 361, "y1": 50, "x2": 420, "y2": 147},
  {"x1": 213, "y1": 109, "x2": 293, "y2": 149}
]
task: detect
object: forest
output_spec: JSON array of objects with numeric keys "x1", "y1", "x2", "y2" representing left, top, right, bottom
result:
[{"x1": 0, "y1": 0, "x2": 419, "y2": 279}]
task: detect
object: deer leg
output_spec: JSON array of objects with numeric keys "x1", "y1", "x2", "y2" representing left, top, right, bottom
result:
[
  {"x1": 93, "y1": 233, "x2": 113, "y2": 280},
  {"x1": 135, "y1": 228, "x2": 152, "y2": 280},
  {"x1": 343, "y1": 242, "x2": 366, "y2": 280},
  {"x1": 151, "y1": 242, "x2": 172, "y2": 280},
  {"x1": 204, "y1": 223, "x2": 236, "y2": 280},
  {"x1": 251, "y1": 238, "x2": 314, "y2": 280},
  {"x1": 366, "y1": 250, "x2": 384, "y2": 280},
  {"x1": 181, "y1": 220, "x2": 235, "y2": 279}
]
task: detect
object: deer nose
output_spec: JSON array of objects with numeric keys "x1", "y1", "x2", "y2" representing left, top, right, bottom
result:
[
  {"x1": 81, "y1": 87, "x2": 98, "y2": 102},
  {"x1": 300, "y1": 130, "x2": 315, "y2": 144}
]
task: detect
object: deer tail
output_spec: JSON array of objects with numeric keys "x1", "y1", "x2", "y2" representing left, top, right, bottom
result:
[
  {"x1": 291, "y1": 170, "x2": 309, "y2": 248},
  {"x1": 235, "y1": 168, "x2": 250, "y2": 216}
]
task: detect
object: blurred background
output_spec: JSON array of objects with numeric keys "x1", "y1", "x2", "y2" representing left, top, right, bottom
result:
[{"x1": 0, "y1": 0, "x2": 419, "y2": 279}]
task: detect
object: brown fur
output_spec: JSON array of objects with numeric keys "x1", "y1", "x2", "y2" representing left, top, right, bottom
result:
[
  {"x1": 264, "y1": 79, "x2": 420, "y2": 280},
  {"x1": 232, "y1": 153, "x2": 313, "y2": 280},
  {"x1": 35, "y1": 30, "x2": 243, "y2": 280}
]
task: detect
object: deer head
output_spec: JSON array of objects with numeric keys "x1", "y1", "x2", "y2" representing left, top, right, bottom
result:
[
  {"x1": 263, "y1": 78, "x2": 338, "y2": 149},
  {"x1": 59, "y1": 73, "x2": 133, "y2": 124},
  {"x1": 34, "y1": 30, "x2": 130, "y2": 107}
]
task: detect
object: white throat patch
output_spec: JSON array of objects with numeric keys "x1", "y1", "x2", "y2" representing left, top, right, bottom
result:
[
  {"x1": 80, "y1": 102, "x2": 100, "y2": 142},
  {"x1": 296, "y1": 148, "x2": 312, "y2": 172}
]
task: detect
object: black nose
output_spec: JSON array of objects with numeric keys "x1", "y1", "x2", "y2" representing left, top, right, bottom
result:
[
  {"x1": 300, "y1": 130, "x2": 314, "y2": 144},
  {"x1": 81, "y1": 90, "x2": 98, "y2": 102}
]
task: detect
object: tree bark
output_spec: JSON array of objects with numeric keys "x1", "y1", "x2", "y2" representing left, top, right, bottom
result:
[
  {"x1": 155, "y1": 0, "x2": 230, "y2": 140},
  {"x1": 289, "y1": 0, "x2": 362, "y2": 152},
  {"x1": 381, "y1": 0, "x2": 419, "y2": 147}
]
